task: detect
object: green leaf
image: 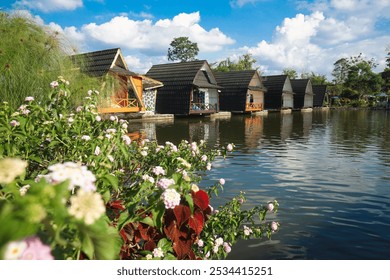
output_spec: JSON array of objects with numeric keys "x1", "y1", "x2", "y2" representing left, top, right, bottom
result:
[
  {"x1": 141, "y1": 216, "x2": 154, "y2": 227},
  {"x1": 151, "y1": 202, "x2": 165, "y2": 230},
  {"x1": 102, "y1": 174, "x2": 118, "y2": 190},
  {"x1": 157, "y1": 238, "x2": 172, "y2": 251},
  {"x1": 184, "y1": 194, "x2": 194, "y2": 213},
  {"x1": 81, "y1": 234, "x2": 94, "y2": 259}
]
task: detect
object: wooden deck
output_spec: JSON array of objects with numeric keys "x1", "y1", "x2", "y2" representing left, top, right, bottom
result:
[
  {"x1": 97, "y1": 98, "x2": 143, "y2": 114},
  {"x1": 189, "y1": 102, "x2": 217, "y2": 115},
  {"x1": 245, "y1": 103, "x2": 263, "y2": 112}
]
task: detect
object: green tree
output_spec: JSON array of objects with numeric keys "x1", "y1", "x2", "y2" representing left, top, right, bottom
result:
[
  {"x1": 332, "y1": 54, "x2": 383, "y2": 100},
  {"x1": 167, "y1": 37, "x2": 199, "y2": 62},
  {"x1": 301, "y1": 71, "x2": 328, "y2": 85},
  {"x1": 282, "y1": 68, "x2": 298, "y2": 79},
  {"x1": 212, "y1": 53, "x2": 257, "y2": 72}
]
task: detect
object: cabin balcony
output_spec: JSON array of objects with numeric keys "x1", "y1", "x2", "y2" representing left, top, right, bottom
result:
[
  {"x1": 245, "y1": 102, "x2": 263, "y2": 112},
  {"x1": 98, "y1": 98, "x2": 144, "y2": 113},
  {"x1": 189, "y1": 102, "x2": 217, "y2": 115}
]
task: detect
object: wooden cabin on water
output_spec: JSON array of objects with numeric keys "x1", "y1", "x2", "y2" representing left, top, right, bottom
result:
[
  {"x1": 262, "y1": 75, "x2": 294, "y2": 111},
  {"x1": 145, "y1": 60, "x2": 221, "y2": 116},
  {"x1": 214, "y1": 70, "x2": 266, "y2": 114},
  {"x1": 290, "y1": 79, "x2": 314, "y2": 109},
  {"x1": 312, "y1": 85, "x2": 329, "y2": 107},
  {"x1": 71, "y1": 48, "x2": 163, "y2": 114}
]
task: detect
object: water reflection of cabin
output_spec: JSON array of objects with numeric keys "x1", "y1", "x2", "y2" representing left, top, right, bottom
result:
[
  {"x1": 262, "y1": 75, "x2": 294, "y2": 110},
  {"x1": 145, "y1": 60, "x2": 221, "y2": 116},
  {"x1": 312, "y1": 85, "x2": 329, "y2": 107},
  {"x1": 290, "y1": 79, "x2": 314, "y2": 109},
  {"x1": 70, "y1": 48, "x2": 163, "y2": 114},
  {"x1": 214, "y1": 70, "x2": 266, "y2": 114}
]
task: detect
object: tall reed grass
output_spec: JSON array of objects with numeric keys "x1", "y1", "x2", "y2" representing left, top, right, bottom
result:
[{"x1": 0, "y1": 11, "x2": 112, "y2": 109}]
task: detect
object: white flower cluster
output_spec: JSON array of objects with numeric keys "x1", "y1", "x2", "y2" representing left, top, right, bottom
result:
[
  {"x1": 212, "y1": 237, "x2": 231, "y2": 254},
  {"x1": 152, "y1": 247, "x2": 164, "y2": 258},
  {"x1": 243, "y1": 225, "x2": 253, "y2": 236},
  {"x1": 44, "y1": 162, "x2": 96, "y2": 192},
  {"x1": 68, "y1": 189, "x2": 106, "y2": 225},
  {"x1": 152, "y1": 166, "x2": 165, "y2": 176},
  {"x1": 176, "y1": 157, "x2": 191, "y2": 170},
  {"x1": 0, "y1": 158, "x2": 28, "y2": 184},
  {"x1": 161, "y1": 188, "x2": 181, "y2": 209},
  {"x1": 156, "y1": 178, "x2": 175, "y2": 190}
]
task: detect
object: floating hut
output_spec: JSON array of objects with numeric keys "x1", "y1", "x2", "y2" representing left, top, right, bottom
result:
[
  {"x1": 146, "y1": 60, "x2": 221, "y2": 116},
  {"x1": 290, "y1": 79, "x2": 314, "y2": 110},
  {"x1": 214, "y1": 70, "x2": 266, "y2": 114},
  {"x1": 262, "y1": 75, "x2": 294, "y2": 111},
  {"x1": 71, "y1": 48, "x2": 163, "y2": 114},
  {"x1": 312, "y1": 85, "x2": 329, "y2": 108}
]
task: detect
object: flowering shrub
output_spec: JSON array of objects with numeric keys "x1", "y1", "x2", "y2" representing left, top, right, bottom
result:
[{"x1": 0, "y1": 77, "x2": 279, "y2": 260}]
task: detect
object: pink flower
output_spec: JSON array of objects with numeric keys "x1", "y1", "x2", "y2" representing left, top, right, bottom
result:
[
  {"x1": 122, "y1": 135, "x2": 131, "y2": 145},
  {"x1": 267, "y1": 202, "x2": 274, "y2": 212},
  {"x1": 25, "y1": 96, "x2": 34, "y2": 102},
  {"x1": 219, "y1": 178, "x2": 225, "y2": 185},
  {"x1": 223, "y1": 242, "x2": 231, "y2": 253},
  {"x1": 20, "y1": 236, "x2": 54, "y2": 260},
  {"x1": 161, "y1": 189, "x2": 181, "y2": 209},
  {"x1": 95, "y1": 116, "x2": 102, "y2": 122},
  {"x1": 226, "y1": 143, "x2": 234, "y2": 152},
  {"x1": 50, "y1": 81, "x2": 59, "y2": 88},
  {"x1": 271, "y1": 221, "x2": 278, "y2": 232},
  {"x1": 10, "y1": 120, "x2": 20, "y2": 127},
  {"x1": 157, "y1": 178, "x2": 175, "y2": 190},
  {"x1": 152, "y1": 166, "x2": 165, "y2": 176}
]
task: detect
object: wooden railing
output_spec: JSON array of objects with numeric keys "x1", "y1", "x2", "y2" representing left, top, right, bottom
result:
[
  {"x1": 98, "y1": 98, "x2": 142, "y2": 113},
  {"x1": 190, "y1": 103, "x2": 217, "y2": 111},
  {"x1": 246, "y1": 103, "x2": 263, "y2": 110},
  {"x1": 113, "y1": 98, "x2": 139, "y2": 108}
]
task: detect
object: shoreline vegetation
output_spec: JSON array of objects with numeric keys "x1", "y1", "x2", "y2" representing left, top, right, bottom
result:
[{"x1": 0, "y1": 78, "x2": 279, "y2": 260}]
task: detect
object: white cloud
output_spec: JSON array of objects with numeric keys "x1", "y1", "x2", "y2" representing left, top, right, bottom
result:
[
  {"x1": 56, "y1": 12, "x2": 235, "y2": 56},
  {"x1": 242, "y1": 0, "x2": 390, "y2": 78},
  {"x1": 14, "y1": 0, "x2": 83, "y2": 12},
  {"x1": 229, "y1": 0, "x2": 265, "y2": 8}
]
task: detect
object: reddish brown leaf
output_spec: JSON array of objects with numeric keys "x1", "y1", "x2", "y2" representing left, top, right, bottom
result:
[
  {"x1": 192, "y1": 190, "x2": 210, "y2": 211},
  {"x1": 109, "y1": 200, "x2": 126, "y2": 210},
  {"x1": 173, "y1": 205, "x2": 191, "y2": 227},
  {"x1": 173, "y1": 238, "x2": 194, "y2": 259},
  {"x1": 188, "y1": 211, "x2": 204, "y2": 235},
  {"x1": 144, "y1": 240, "x2": 156, "y2": 252}
]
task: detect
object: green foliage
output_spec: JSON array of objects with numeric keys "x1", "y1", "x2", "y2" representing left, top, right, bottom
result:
[
  {"x1": 167, "y1": 37, "x2": 199, "y2": 62},
  {"x1": 0, "y1": 77, "x2": 279, "y2": 260},
  {"x1": 0, "y1": 11, "x2": 103, "y2": 110},
  {"x1": 301, "y1": 71, "x2": 328, "y2": 85},
  {"x1": 332, "y1": 53, "x2": 383, "y2": 101},
  {"x1": 282, "y1": 68, "x2": 298, "y2": 79},
  {"x1": 212, "y1": 54, "x2": 257, "y2": 72}
]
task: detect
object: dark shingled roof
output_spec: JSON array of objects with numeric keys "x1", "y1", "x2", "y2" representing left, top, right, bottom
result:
[
  {"x1": 146, "y1": 60, "x2": 219, "y2": 89},
  {"x1": 214, "y1": 70, "x2": 259, "y2": 89},
  {"x1": 70, "y1": 48, "x2": 128, "y2": 77},
  {"x1": 290, "y1": 79, "x2": 311, "y2": 96},
  {"x1": 312, "y1": 84, "x2": 328, "y2": 107},
  {"x1": 262, "y1": 75, "x2": 291, "y2": 94}
]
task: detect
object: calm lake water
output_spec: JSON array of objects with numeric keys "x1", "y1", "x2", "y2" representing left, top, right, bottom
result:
[{"x1": 127, "y1": 109, "x2": 390, "y2": 260}]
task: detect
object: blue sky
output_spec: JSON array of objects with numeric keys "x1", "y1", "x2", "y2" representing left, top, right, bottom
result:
[{"x1": 2, "y1": 0, "x2": 390, "y2": 78}]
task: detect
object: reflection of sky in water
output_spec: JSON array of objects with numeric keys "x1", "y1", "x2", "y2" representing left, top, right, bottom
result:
[{"x1": 127, "y1": 110, "x2": 390, "y2": 259}]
